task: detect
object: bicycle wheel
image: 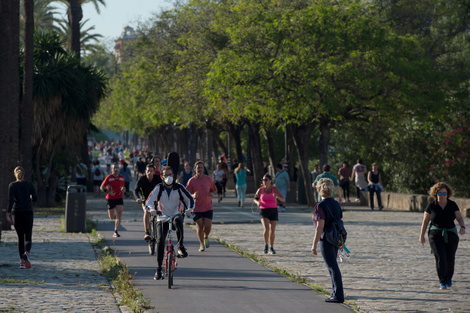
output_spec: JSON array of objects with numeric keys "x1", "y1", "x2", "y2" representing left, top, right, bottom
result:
[{"x1": 167, "y1": 253, "x2": 173, "y2": 289}]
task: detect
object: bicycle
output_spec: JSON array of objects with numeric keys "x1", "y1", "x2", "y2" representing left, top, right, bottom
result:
[{"x1": 160, "y1": 212, "x2": 181, "y2": 289}]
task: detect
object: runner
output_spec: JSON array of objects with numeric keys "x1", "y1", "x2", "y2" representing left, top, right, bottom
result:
[
  {"x1": 186, "y1": 161, "x2": 217, "y2": 252},
  {"x1": 100, "y1": 163, "x2": 126, "y2": 238}
]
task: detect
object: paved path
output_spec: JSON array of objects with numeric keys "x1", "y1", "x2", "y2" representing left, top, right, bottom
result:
[{"x1": 1, "y1": 189, "x2": 469, "y2": 312}]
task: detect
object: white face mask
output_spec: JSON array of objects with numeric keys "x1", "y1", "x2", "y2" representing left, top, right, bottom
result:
[{"x1": 164, "y1": 176, "x2": 174, "y2": 186}]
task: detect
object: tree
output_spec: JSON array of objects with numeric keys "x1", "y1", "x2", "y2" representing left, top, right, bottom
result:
[
  {"x1": 57, "y1": 18, "x2": 103, "y2": 55},
  {"x1": 0, "y1": 0, "x2": 21, "y2": 231}
]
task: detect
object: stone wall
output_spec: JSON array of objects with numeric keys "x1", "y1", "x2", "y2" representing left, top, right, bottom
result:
[{"x1": 379, "y1": 192, "x2": 470, "y2": 217}]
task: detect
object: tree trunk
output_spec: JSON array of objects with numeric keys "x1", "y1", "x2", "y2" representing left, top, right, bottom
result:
[
  {"x1": 20, "y1": 0, "x2": 34, "y2": 179},
  {"x1": 319, "y1": 119, "x2": 332, "y2": 169},
  {"x1": 0, "y1": 0, "x2": 20, "y2": 230},
  {"x1": 291, "y1": 124, "x2": 316, "y2": 207},
  {"x1": 262, "y1": 127, "x2": 276, "y2": 176},
  {"x1": 247, "y1": 122, "x2": 264, "y2": 188},
  {"x1": 229, "y1": 123, "x2": 244, "y2": 164},
  {"x1": 68, "y1": 0, "x2": 82, "y2": 58}
]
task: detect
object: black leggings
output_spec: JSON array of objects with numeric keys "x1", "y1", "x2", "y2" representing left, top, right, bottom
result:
[
  {"x1": 12, "y1": 211, "x2": 34, "y2": 258},
  {"x1": 156, "y1": 215, "x2": 184, "y2": 268},
  {"x1": 429, "y1": 230, "x2": 459, "y2": 284}
]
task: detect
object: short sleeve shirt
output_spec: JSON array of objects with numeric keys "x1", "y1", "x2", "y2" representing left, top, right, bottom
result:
[
  {"x1": 102, "y1": 174, "x2": 125, "y2": 199},
  {"x1": 186, "y1": 175, "x2": 217, "y2": 213},
  {"x1": 425, "y1": 199, "x2": 459, "y2": 229},
  {"x1": 275, "y1": 170, "x2": 289, "y2": 190}
]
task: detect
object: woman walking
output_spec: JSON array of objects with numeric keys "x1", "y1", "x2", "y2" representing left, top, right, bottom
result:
[
  {"x1": 254, "y1": 174, "x2": 285, "y2": 254},
  {"x1": 419, "y1": 182, "x2": 466, "y2": 289},
  {"x1": 311, "y1": 178, "x2": 344, "y2": 303},
  {"x1": 213, "y1": 163, "x2": 226, "y2": 203},
  {"x1": 234, "y1": 163, "x2": 250, "y2": 207},
  {"x1": 6, "y1": 166, "x2": 38, "y2": 269}
]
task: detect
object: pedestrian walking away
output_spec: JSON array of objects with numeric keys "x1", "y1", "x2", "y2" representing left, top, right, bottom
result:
[
  {"x1": 274, "y1": 164, "x2": 290, "y2": 212},
  {"x1": 186, "y1": 161, "x2": 217, "y2": 252},
  {"x1": 213, "y1": 163, "x2": 226, "y2": 203},
  {"x1": 313, "y1": 164, "x2": 342, "y2": 204},
  {"x1": 7, "y1": 166, "x2": 38, "y2": 269},
  {"x1": 100, "y1": 163, "x2": 126, "y2": 238},
  {"x1": 419, "y1": 182, "x2": 466, "y2": 290},
  {"x1": 338, "y1": 162, "x2": 351, "y2": 202},
  {"x1": 234, "y1": 163, "x2": 251, "y2": 208},
  {"x1": 351, "y1": 159, "x2": 367, "y2": 202},
  {"x1": 311, "y1": 178, "x2": 345, "y2": 303},
  {"x1": 253, "y1": 174, "x2": 285, "y2": 255},
  {"x1": 145, "y1": 166, "x2": 195, "y2": 280},
  {"x1": 134, "y1": 163, "x2": 162, "y2": 240}
]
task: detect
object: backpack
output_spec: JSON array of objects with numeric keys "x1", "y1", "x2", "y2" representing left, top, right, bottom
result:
[
  {"x1": 321, "y1": 201, "x2": 347, "y2": 248},
  {"x1": 94, "y1": 167, "x2": 101, "y2": 176},
  {"x1": 155, "y1": 183, "x2": 188, "y2": 212}
]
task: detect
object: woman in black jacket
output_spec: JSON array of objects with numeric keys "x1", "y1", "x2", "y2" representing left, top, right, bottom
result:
[{"x1": 6, "y1": 166, "x2": 38, "y2": 269}]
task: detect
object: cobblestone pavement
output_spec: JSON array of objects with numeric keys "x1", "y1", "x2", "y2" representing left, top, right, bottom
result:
[{"x1": 1, "y1": 188, "x2": 469, "y2": 313}]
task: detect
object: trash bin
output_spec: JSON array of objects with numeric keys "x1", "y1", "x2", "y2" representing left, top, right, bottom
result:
[{"x1": 65, "y1": 185, "x2": 87, "y2": 233}]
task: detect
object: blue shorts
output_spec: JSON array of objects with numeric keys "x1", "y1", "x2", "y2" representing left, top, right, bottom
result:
[{"x1": 193, "y1": 210, "x2": 213, "y2": 221}]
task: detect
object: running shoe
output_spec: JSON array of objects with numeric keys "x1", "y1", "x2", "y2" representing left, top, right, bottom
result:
[
  {"x1": 204, "y1": 238, "x2": 210, "y2": 248},
  {"x1": 113, "y1": 231, "x2": 120, "y2": 238},
  {"x1": 154, "y1": 269, "x2": 163, "y2": 280},
  {"x1": 22, "y1": 253, "x2": 31, "y2": 269},
  {"x1": 447, "y1": 280, "x2": 453, "y2": 288},
  {"x1": 269, "y1": 247, "x2": 276, "y2": 255},
  {"x1": 263, "y1": 245, "x2": 268, "y2": 254},
  {"x1": 19, "y1": 262, "x2": 26, "y2": 269},
  {"x1": 439, "y1": 283, "x2": 447, "y2": 290},
  {"x1": 177, "y1": 245, "x2": 188, "y2": 258},
  {"x1": 199, "y1": 244, "x2": 205, "y2": 252},
  {"x1": 144, "y1": 231, "x2": 151, "y2": 241}
]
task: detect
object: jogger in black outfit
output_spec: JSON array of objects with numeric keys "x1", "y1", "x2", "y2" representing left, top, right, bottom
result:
[{"x1": 6, "y1": 166, "x2": 38, "y2": 269}]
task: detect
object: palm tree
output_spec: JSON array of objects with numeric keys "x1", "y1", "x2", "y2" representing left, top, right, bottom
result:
[
  {"x1": 31, "y1": 31, "x2": 107, "y2": 205},
  {"x1": 20, "y1": 0, "x2": 60, "y2": 37},
  {"x1": 55, "y1": 0, "x2": 106, "y2": 58},
  {"x1": 57, "y1": 18, "x2": 103, "y2": 55}
]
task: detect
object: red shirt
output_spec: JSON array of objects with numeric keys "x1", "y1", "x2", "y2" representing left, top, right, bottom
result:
[
  {"x1": 185, "y1": 175, "x2": 216, "y2": 213},
  {"x1": 102, "y1": 174, "x2": 125, "y2": 199}
]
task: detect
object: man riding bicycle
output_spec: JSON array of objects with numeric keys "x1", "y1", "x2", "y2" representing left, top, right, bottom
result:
[{"x1": 145, "y1": 166, "x2": 194, "y2": 280}]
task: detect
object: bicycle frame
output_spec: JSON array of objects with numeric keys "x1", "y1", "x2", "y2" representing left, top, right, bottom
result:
[{"x1": 164, "y1": 214, "x2": 180, "y2": 288}]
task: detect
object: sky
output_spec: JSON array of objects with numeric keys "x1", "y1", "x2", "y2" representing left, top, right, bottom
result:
[{"x1": 79, "y1": 0, "x2": 173, "y2": 49}]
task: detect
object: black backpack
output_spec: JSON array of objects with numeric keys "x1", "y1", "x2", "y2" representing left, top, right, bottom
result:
[{"x1": 94, "y1": 167, "x2": 101, "y2": 176}]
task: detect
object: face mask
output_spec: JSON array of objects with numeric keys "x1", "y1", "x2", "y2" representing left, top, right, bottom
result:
[{"x1": 164, "y1": 176, "x2": 174, "y2": 186}]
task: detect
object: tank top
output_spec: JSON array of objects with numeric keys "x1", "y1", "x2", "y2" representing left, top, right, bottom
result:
[
  {"x1": 260, "y1": 187, "x2": 277, "y2": 209},
  {"x1": 370, "y1": 172, "x2": 380, "y2": 184}
]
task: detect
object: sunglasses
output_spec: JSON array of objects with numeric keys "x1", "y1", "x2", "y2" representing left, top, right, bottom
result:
[
  {"x1": 262, "y1": 178, "x2": 269, "y2": 182},
  {"x1": 437, "y1": 192, "x2": 447, "y2": 196}
]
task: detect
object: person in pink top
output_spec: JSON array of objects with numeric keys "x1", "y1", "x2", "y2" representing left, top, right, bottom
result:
[
  {"x1": 253, "y1": 174, "x2": 285, "y2": 254},
  {"x1": 186, "y1": 161, "x2": 217, "y2": 252}
]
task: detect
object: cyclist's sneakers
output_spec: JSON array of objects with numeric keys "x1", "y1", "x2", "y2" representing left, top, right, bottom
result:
[
  {"x1": 269, "y1": 247, "x2": 276, "y2": 255},
  {"x1": 263, "y1": 245, "x2": 268, "y2": 254},
  {"x1": 113, "y1": 231, "x2": 120, "y2": 238},
  {"x1": 22, "y1": 253, "x2": 31, "y2": 269},
  {"x1": 177, "y1": 245, "x2": 188, "y2": 258},
  {"x1": 154, "y1": 269, "x2": 163, "y2": 280},
  {"x1": 199, "y1": 244, "x2": 205, "y2": 252},
  {"x1": 204, "y1": 238, "x2": 210, "y2": 248},
  {"x1": 144, "y1": 231, "x2": 151, "y2": 241}
]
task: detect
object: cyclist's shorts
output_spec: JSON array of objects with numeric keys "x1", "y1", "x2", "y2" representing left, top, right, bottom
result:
[
  {"x1": 193, "y1": 210, "x2": 213, "y2": 221},
  {"x1": 107, "y1": 198, "x2": 124, "y2": 210},
  {"x1": 259, "y1": 207, "x2": 278, "y2": 221}
]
